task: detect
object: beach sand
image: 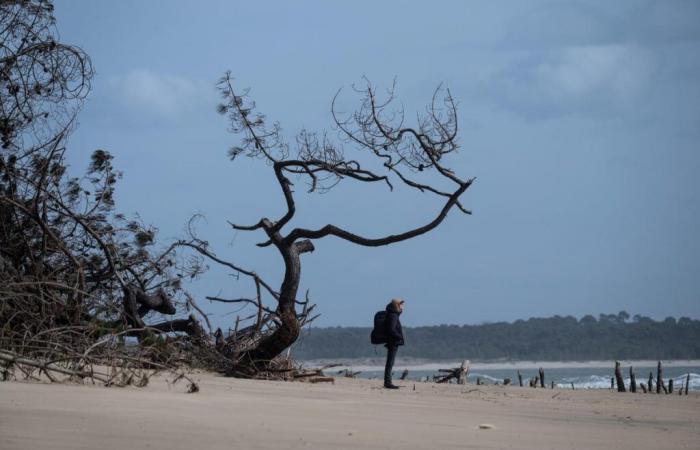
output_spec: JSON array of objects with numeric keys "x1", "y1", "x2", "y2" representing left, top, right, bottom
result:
[{"x1": 1, "y1": 372, "x2": 698, "y2": 449}]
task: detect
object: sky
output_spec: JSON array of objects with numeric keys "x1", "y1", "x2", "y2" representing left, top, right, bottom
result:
[{"x1": 53, "y1": 0, "x2": 700, "y2": 328}]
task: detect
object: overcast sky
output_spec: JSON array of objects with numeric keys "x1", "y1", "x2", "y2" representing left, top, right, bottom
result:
[{"x1": 54, "y1": 0, "x2": 700, "y2": 327}]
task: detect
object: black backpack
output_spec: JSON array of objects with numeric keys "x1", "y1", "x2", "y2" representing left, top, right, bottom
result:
[{"x1": 370, "y1": 310, "x2": 388, "y2": 344}]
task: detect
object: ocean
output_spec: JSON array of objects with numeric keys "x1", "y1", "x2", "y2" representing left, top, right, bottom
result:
[{"x1": 314, "y1": 361, "x2": 700, "y2": 391}]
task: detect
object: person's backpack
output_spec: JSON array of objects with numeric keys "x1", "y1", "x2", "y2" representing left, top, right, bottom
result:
[{"x1": 370, "y1": 310, "x2": 388, "y2": 344}]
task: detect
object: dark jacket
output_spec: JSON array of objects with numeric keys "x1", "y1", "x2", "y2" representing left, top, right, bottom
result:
[{"x1": 385, "y1": 303, "x2": 404, "y2": 346}]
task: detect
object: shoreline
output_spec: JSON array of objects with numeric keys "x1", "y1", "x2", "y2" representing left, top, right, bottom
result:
[{"x1": 304, "y1": 358, "x2": 700, "y2": 372}]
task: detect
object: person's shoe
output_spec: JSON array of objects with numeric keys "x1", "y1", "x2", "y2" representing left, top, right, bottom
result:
[{"x1": 384, "y1": 383, "x2": 400, "y2": 389}]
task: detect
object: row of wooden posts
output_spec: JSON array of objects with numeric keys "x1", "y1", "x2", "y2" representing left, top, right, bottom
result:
[
  {"x1": 428, "y1": 360, "x2": 692, "y2": 394},
  {"x1": 613, "y1": 360, "x2": 691, "y2": 395}
]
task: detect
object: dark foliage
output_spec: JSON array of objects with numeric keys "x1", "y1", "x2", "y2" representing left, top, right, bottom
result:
[{"x1": 292, "y1": 313, "x2": 700, "y2": 361}]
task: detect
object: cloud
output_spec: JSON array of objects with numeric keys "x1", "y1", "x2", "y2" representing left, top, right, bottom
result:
[
  {"x1": 502, "y1": 2, "x2": 617, "y2": 49},
  {"x1": 111, "y1": 70, "x2": 214, "y2": 119},
  {"x1": 480, "y1": 44, "x2": 659, "y2": 118},
  {"x1": 502, "y1": 0, "x2": 700, "y2": 50}
]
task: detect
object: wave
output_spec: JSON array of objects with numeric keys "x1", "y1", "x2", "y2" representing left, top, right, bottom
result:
[{"x1": 556, "y1": 373, "x2": 700, "y2": 390}]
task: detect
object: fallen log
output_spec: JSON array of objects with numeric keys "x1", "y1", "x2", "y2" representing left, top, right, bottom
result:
[{"x1": 308, "y1": 377, "x2": 334, "y2": 384}]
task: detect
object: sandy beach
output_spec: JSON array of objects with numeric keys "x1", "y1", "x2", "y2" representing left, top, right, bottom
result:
[{"x1": 1, "y1": 372, "x2": 698, "y2": 450}]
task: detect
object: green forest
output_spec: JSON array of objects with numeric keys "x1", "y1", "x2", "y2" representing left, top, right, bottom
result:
[{"x1": 291, "y1": 312, "x2": 700, "y2": 361}]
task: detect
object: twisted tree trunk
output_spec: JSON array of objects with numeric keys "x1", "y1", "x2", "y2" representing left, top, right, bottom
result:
[{"x1": 246, "y1": 240, "x2": 313, "y2": 365}]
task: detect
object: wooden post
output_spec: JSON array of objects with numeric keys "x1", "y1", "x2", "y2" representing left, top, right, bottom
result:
[
  {"x1": 648, "y1": 372, "x2": 654, "y2": 394},
  {"x1": 551, "y1": 380, "x2": 554, "y2": 389},
  {"x1": 476, "y1": 377, "x2": 482, "y2": 386},
  {"x1": 629, "y1": 366, "x2": 637, "y2": 393},
  {"x1": 679, "y1": 381, "x2": 683, "y2": 396},
  {"x1": 685, "y1": 373, "x2": 690, "y2": 395},
  {"x1": 400, "y1": 369, "x2": 409, "y2": 380},
  {"x1": 458, "y1": 360, "x2": 469, "y2": 385},
  {"x1": 668, "y1": 378, "x2": 673, "y2": 394},
  {"x1": 539, "y1": 367, "x2": 545, "y2": 388},
  {"x1": 614, "y1": 361, "x2": 626, "y2": 392},
  {"x1": 517, "y1": 370, "x2": 523, "y2": 387},
  {"x1": 656, "y1": 361, "x2": 663, "y2": 394},
  {"x1": 571, "y1": 382, "x2": 575, "y2": 390},
  {"x1": 640, "y1": 382, "x2": 647, "y2": 393},
  {"x1": 611, "y1": 377, "x2": 615, "y2": 390}
]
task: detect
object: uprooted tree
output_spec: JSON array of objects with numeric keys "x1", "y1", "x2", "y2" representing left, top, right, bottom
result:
[
  {"x1": 0, "y1": 0, "x2": 473, "y2": 384},
  {"x1": 0, "y1": 0, "x2": 205, "y2": 388}
]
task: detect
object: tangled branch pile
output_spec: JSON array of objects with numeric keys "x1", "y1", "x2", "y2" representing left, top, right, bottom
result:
[{"x1": 0, "y1": 0, "x2": 317, "y2": 388}]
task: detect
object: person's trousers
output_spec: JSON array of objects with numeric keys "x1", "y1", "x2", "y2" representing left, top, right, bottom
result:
[{"x1": 384, "y1": 344, "x2": 398, "y2": 385}]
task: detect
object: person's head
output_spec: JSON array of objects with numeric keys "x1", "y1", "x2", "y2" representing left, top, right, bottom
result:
[{"x1": 390, "y1": 298, "x2": 405, "y2": 313}]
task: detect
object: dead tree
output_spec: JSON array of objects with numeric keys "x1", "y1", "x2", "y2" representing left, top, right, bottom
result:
[
  {"x1": 0, "y1": 1, "x2": 321, "y2": 384},
  {"x1": 207, "y1": 72, "x2": 473, "y2": 367}
]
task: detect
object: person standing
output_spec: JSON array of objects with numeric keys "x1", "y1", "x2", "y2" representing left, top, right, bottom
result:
[{"x1": 384, "y1": 298, "x2": 405, "y2": 389}]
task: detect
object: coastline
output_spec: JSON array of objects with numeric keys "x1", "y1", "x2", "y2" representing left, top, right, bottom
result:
[{"x1": 304, "y1": 358, "x2": 700, "y2": 372}]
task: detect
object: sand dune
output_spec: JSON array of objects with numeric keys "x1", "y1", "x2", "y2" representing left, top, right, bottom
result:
[{"x1": 1, "y1": 372, "x2": 698, "y2": 449}]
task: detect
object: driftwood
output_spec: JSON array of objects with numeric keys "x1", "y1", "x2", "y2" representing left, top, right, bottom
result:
[
  {"x1": 307, "y1": 377, "x2": 334, "y2": 384},
  {"x1": 640, "y1": 382, "x2": 648, "y2": 393},
  {"x1": 434, "y1": 361, "x2": 469, "y2": 384},
  {"x1": 458, "y1": 360, "x2": 470, "y2": 385},
  {"x1": 400, "y1": 369, "x2": 409, "y2": 380},
  {"x1": 504, "y1": 378, "x2": 511, "y2": 386}
]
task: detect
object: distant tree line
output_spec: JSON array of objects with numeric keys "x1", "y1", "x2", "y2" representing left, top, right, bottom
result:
[{"x1": 291, "y1": 312, "x2": 700, "y2": 361}]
